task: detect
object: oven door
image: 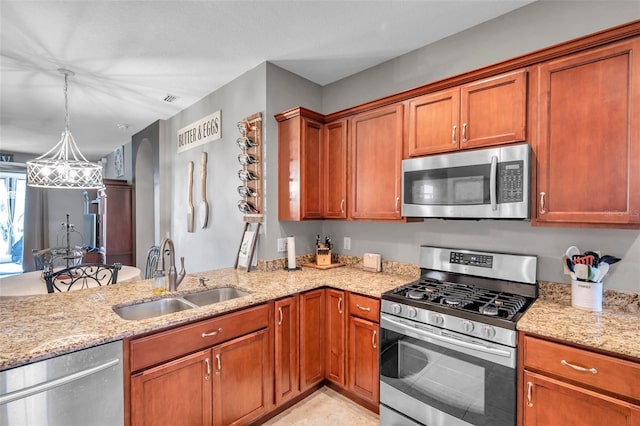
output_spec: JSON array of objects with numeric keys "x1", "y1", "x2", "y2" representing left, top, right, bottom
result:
[{"x1": 379, "y1": 313, "x2": 516, "y2": 426}]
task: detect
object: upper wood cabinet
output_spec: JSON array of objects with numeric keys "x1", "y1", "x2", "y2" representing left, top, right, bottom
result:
[
  {"x1": 532, "y1": 38, "x2": 640, "y2": 227},
  {"x1": 350, "y1": 104, "x2": 404, "y2": 220},
  {"x1": 323, "y1": 119, "x2": 349, "y2": 219},
  {"x1": 276, "y1": 107, "x2": 324, "y2": 221},
  {"x1": 407, "y1": 69, "x2": 527, "y2": 156}
]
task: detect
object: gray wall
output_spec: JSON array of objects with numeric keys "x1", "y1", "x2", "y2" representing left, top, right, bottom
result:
[
  {"x1": 160, "y1": 64, "x2": 267, "y2": 273},
  {"x1": 319, "y1": 1, "x2": 640, "y2": 293}
]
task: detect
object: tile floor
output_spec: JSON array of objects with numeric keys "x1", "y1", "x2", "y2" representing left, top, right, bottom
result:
[{"x1": 263, "y1": 386, "x2": 379, "y2": 426}]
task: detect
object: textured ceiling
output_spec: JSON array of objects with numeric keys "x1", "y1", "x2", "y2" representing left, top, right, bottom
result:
[{"x1": 0, "y1": 0, "x2": 533, "y2": 160}]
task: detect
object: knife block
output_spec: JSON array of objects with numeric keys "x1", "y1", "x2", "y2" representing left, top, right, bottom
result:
[{"x1": 316, "y1": 246, "x2": 332, "y2": 266}]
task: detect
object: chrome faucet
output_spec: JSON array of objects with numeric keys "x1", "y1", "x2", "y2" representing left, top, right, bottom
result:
[{"x1": 156, "y1": 238, "x2": 186, "y2": 291}]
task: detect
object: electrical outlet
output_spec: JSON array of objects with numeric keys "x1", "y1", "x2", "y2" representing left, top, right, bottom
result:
[
  {"x1": 344, "y1": 237, "x2": 351, "y2": 250},
  {"x1": 277, "y1": 238, "x2": 287, "y2": 252}
]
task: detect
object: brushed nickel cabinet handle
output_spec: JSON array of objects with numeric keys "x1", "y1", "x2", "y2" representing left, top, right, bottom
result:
[
  {"x1": 215, "y1": 354, "x2": 221, "y2": 375},
  {"x1": 395, "y1": 197, "x2": 400, "y2": 213},
  {"x1": 340, "y1": 199, "x2": 345, "y2": 214},
  {"x1": 278, "y1": 307, "x2": 283, "y2": 325},
  {"x1": 356, "y1": 304, "x2": 371, "y2": 312},
  {"x1": 338, "y1": 297, "x2": 343, "y2": 314},
  {"x1": 202, "y1": 327, "x2": 222, "y2": 338},
  {"x1": 205, "y1": 358, "x2": 211, "y2": 380},
  {"x1": 462, "y1": 123, "x2": 468, "y2": 142},
  {"x1": 372, "y1": 330, "x2": 377, "y2": 349},
  {"x1": 452, "y1": 125, "x2": 457, "y2": 144},
  {"x1": 539, "y1": 192, "x2": 546, "y2": 214},
  {"x1": 561, "y1": 359, "x2": 597, "y2": 374},
  {"x1": 527, "y1": 381, "x2": 533, "y2": 407}
]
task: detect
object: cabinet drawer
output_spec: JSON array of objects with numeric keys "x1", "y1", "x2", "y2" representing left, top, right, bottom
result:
[
  {"x1": 524, "y1": 336, "x2": 640, "y2": 402},
  {"x1": 130, "y1": 303, "x2": 269, "y2": 372},
  {"x1": 348, "y1": 293, "x2": 380, "y2": 322}
]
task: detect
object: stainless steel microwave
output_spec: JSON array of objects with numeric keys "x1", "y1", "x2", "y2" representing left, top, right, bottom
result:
[{"x1": 402, "y1": 143, "x2": 530, "y2": 219}]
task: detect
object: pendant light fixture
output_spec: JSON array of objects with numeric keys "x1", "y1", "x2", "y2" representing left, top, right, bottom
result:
[{"x1": 27, "y1": 69, "x2": 103, "y2": 189}]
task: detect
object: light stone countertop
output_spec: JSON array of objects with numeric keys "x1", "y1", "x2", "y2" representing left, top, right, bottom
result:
[
  {"x1": 517, "y1": 282, "x2": 640, "y2": 360},
  {"x1": 0, "y1": 266, "x2": 416, "y2": 371}
]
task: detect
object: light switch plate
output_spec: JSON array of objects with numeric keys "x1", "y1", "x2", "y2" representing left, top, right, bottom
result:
[{"x1": 363, "y1": 253, "x2": 381, "y2": 272}]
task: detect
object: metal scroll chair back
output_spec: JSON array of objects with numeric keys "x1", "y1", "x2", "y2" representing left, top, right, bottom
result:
[
  {"x1": 33, "y1": 247, "x2": 85, "y2": 271},
  {"x1": 43, "y1": 263, "x2": 122, "y2": 293},
  {"x1": 144, "y1": 246, "x2": 160, "y2": 279}
]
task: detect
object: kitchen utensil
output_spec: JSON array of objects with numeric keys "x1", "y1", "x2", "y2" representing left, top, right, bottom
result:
[
  {"x1": 574, "y1": 263, "x2": 590, "y2": 281},
  {"x1": 562, "y1": 256, "x2": 574, "y2": 274},
  {"x1": 565, "y1": 246, "x2": 580, "y2": 259},
  {"x1": 597, "y1": 263, "x2": 610, "y2": 282},
  {"x1": 187, "y1": 161, "x2": 194, "y2": 232},
  {"x1": 599, "y1": 255, "x2": 621, "y2": 265},
  {"x1": 573, "y1": 254, "x2": 596, "y2": 266},
  {"x1": 584, "y1": 251, "x2": 601, "y2": 266},
  {"x1": 588, "y1": 266, "x2": 601, "y2": 283},
  {"x1": 200, "y1": 153, "x2": 209, "y2": 228}
]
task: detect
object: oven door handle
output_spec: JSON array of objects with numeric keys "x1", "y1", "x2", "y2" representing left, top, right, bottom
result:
[{"x1": 381, "y1": 315, "x2": 512, "y2": 359}]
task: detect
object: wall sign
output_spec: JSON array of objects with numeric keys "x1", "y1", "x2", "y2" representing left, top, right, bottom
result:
[{"x1": 177, "y1": 110, "x2": 221, "y2": 153}]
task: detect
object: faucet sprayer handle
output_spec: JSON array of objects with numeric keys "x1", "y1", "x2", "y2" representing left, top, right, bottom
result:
[{"x1": 176, "y1": 256, "x2": 186, "y2": 286}]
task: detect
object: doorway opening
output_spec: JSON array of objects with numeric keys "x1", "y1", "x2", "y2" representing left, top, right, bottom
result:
[{"x1": 0, "y1": 171, "x2": 26, "y2": 275}]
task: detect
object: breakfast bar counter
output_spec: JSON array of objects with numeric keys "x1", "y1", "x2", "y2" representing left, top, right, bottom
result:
[{"x1": 0, "y1": 266, "x2": 416, "y2": 371}]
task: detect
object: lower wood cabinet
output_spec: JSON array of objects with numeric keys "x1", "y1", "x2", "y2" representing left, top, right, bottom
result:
[
  {"x1": 325, "y1": 289, "x2": 346, "y2": 386},
  {"x1": 127, "y1": 304, "x2": 271, "y2": 426},
  {"x1": 299, "y1": 289, "x2": 325, "y2": 391},
  {"x1": 347, "y1": 293, "x2": 380, "y2": 407},
  {"x1": 521, "y1": 334, "x2": 640, "y2": 425},
  {"x1": 274, "y1": 295, "x2": 299, "y2": 406}
]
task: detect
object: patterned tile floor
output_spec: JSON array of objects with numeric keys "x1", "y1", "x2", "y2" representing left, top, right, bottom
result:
[{"x1": 263, "y1": 386, "x2": 379, "y2": 426}]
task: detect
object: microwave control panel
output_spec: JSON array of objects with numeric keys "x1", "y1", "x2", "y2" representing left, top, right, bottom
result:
[{"x1": 498, "y1": 160, "x2": 524, "y2": 203}]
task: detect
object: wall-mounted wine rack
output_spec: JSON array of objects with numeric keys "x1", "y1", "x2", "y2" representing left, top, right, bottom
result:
[{"x1": 236, "y1": 112, "x2": 263, "y2": 222}]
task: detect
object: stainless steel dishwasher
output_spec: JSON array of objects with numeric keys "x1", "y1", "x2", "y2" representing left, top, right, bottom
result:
[{"x1": 0, "y1": 340, "x2": 123, "y2": 426}]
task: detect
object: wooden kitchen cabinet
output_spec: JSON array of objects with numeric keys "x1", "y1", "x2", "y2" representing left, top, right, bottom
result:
[
  {"x1": 350, "y1": 104, "x2": 404, "y2": 220},
  {"x1": 212, "y1": 329, "x2": 270, "y2": 426},
  {"x1": 325, "y1": 289, "x2": 346, "y2": 386},
  {"x1": 274, "y1": 295, "x2": 299, "y2": 406},
  {"x1": 323, "y1": 119, "x2": 349, "y2": 219},
  {"x1": 299, "y1": 289, "x2": 325, "y2": 391},
  {"x1": 131, "y1": 349, "x2": 212, "y2": 426},
  {"x1": 521, "y1": 334, "x2": 640, "y2": 425},
  {"x1": 532, "y1": 38, "x2": 640, "y2": 227},
  {"x1": 276, "y1": 107, "x2": 324, "y2": 221},
  {"x1": 407, "y1": 69, "x2": 526, "y2": 156},
  {"x1": 127, "y1": 304, "x2": 272, "y2": 426},
  {"x1": 347, "y1": 292, "x2": 380, "y2": 407}
]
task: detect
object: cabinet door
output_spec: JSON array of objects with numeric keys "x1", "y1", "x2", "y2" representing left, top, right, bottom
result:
[
  {"x1": 131, "y1": 349, "x2": 212, "y2": 426},
  {"x1": 212, "y1": 329, "x2": 270, "y2": 426},
  {"x1": 351, "y1": 104, "x2": 404, "y2": 219},
  {"x1": 407, "y1": 88, "x2": 460, "y2": 156},
  {"x1": 325, "y1": 289, "x2": 346, "y2": 387},
  {"x1": 348, "y1": 316, "x2": 379, "y2": 405},
  {"x1": 460, "y1": 69, "x2": 526, "y2": 149},
  {"x1": 277, "y1": 109, "x2": 324, "y2": 221},
  {"x1": 299, "y1": 289, "x2": 325, "y2": 391},
  {"x1": 533, "y1": 39, "x2": 640, "y2": 226},
  {"x1": 274, "y1": 296, "x2": 299, "y2": 406},
  {"x1": 324, "y1": 119, "x2": 348, "y2": 219},
  {"x1": 523, "y1": 371, "x2": 640, "y2": 426}
]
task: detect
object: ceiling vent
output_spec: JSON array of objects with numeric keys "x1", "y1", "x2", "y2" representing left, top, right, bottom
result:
[{"x1": 163, "y1": 94, "x2": 178, "y2": 103}]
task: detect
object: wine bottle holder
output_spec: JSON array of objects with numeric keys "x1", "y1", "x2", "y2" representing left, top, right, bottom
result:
[{"x1": 236, "y1": 112, "x2": 263, "y2": 222}]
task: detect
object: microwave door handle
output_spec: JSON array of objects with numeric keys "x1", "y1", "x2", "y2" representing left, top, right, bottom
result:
[{"x1": 490, "y1": 155, "x2": 498, "y2": 211}]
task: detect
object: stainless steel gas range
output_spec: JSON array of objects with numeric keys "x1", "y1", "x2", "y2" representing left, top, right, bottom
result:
[{"x1": 379, "y1": 246, "x2": 537, "y2": 426}]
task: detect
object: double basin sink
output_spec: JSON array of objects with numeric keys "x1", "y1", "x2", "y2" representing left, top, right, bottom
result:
[{"x1": 114, "y1": 287, "x2": 250, "y2": 321}]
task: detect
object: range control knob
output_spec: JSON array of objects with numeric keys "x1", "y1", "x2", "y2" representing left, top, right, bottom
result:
[
  {"x1": 462, "y1": 320, "x2": 475, "y2": 333},
  {"x1": 407, "y1": 307, "x2": 418, "y2": 318},
  {"x1": 432, "y1": 313, "x2": 444, "y2": 326},
  {"x1": 482, "y1": 325, "x2": 496, "y2": 339},
  {"x1": 391, "y1": 304, "x2": 401, "y2": 315}
]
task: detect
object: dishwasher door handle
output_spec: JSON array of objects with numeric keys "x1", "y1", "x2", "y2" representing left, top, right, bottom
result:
[{"x1": 0, "y1": 358, "x2": 120, "y2": 405}]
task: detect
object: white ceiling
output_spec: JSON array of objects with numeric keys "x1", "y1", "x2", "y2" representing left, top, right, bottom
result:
[{"x1": 0, "y1": 0, "x2": 534, "y2": 161}]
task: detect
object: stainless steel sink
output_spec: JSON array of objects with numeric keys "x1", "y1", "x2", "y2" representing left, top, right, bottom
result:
[
  {"x1": 114, "y1": 298, "x2": 196, "y2": 321},
  {"x1": 182, "y1": 287, "x2": 249, "y2": 306},
  {"x1": 113, "y1": 287, "x2": 251, "y2": 320}
]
